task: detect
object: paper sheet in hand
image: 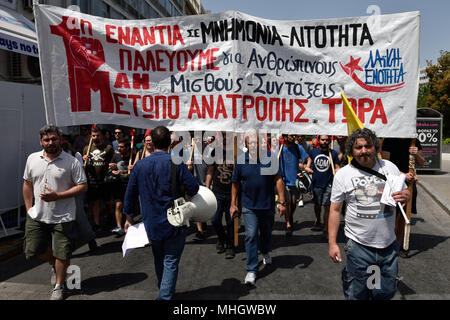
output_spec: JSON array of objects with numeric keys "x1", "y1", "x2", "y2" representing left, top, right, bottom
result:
[
  {"x1": 122, "y1": 222, "x2": 150, "y2": 258},
  {"x1": 381, "y1": 174, "x2": 406, "y2": 207}
]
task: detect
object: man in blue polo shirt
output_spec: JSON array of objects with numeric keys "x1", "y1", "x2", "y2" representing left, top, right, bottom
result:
[
  {"x1": 123, "y1": 126, "x2": 199, "y2": 300},
  {"x1": 278, "y1": 134, "x2": 312, "y2": 236},
  {"x1": 230, "y1": 132, "x2": 286, "y2": 286}
]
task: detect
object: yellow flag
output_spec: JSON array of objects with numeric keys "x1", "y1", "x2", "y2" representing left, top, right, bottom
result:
[
  {"x1": 341, "y1": 92, "x2": 364, "y2": 135},
  {"x1": 342, "y1": 92, "x2": 364, "y2": 163}
]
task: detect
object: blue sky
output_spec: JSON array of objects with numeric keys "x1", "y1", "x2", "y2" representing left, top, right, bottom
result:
[{"x1": 202, "y1": 0, "x2": 449, "y2": 67}]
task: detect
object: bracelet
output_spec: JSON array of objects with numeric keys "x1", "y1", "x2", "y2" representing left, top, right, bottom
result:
[{"x1": 276, "y1": 201, "x2": 287, "y2": 206}]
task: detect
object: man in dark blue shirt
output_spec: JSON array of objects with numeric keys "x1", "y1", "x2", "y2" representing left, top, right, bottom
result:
[
  {"x1": 230, "y1": 132, "x2": 286, "y2": 286},
  {"x1": 307, "y1": 135, "x2": 340, "y2": 238},
  {"x1": 123, "y1": 126, "x2": 199, "y2": 300}
]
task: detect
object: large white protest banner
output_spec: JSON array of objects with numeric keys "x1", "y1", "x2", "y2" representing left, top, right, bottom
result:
[{"x1": 34, "y1": 5, "x2": 419, "y2": 137}]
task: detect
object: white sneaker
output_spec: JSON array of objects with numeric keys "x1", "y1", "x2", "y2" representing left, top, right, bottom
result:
[
  {"x1": 244, "y1": 272, "x2": 256, "y2": 285},
  {"x1": 50, "y1": 266, "x2": 56, "y2": 286},
  {"x1": 263, "y1": 253, "x2": 272, "y2": 265},
  {"x1": 50, "y1": 286, "x2": 64, "y2": 300},
  {"x1": 297, "y1": 200, "x2": 304, "y2": 207}
]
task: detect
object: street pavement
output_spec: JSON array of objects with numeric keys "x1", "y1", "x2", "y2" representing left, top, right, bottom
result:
[
  {"x1": 417, "y1": 153, "x2": 450, "y2": 215},
  {"x1": 1, "y1": 167, "x2": 450, "y2": 300}
]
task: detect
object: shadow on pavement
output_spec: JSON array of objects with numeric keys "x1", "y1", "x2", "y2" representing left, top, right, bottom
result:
[
  {"x1": 406, "y1": 233, "x2": 450, "y2": 259},
  {"x1": 257, "y1": 255, "x2": 314, "y2": 281},
  {"x1": 0, "y1": 254, "x2": 43, "y2": 282},
  {"x1": 69, "y1": 272, "x2": 149, "y2": 297},
  {"x1": 173, "y1": 278, "x2": 252, "y2": 300},
  {"x1": 397, "y1": 281, "x2": 417, "y2": 299},
  {"x1": 71, "y1": 239, "x2": 124, "y2": 258}
]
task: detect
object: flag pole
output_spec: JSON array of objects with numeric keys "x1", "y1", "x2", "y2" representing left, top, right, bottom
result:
[
  {"x1": 403, "y1": 139, "x2": 416, "y2": 251},
  {"x1": 83, "y1": 124, "x2": 96, "y2": 169}
]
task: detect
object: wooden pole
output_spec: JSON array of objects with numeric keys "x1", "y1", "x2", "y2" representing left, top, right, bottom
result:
[
  {"x1": 233, "y1": 133, "x2": 239, "y2": 248},
  {"x1": 329, "y1": 150, "x2": 336, "y2": 176},
  {"x1": 189, "y1": 137, "x2": 195, "y2": 163},
  {"x1": 83, "y1": 125, "x2": 95, "y2": 169},
  {"x1": 128, "y1": 130, "x2": 135, "y2": 174},
  {"x1": 141, "y1": 145, "x2": 147, "y2": 160},
  {"x1": 403, "y1": 139, "x2": 416, "y2": 251}
]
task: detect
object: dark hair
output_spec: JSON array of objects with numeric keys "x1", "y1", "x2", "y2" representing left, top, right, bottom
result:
[
  {"x1": 39, "y1": 124, "x2": 62, "y2": 138},
  {"x1": 346, "y1": 128, "x2": 380, "y2": 156},
  {"x1": 102, "y1": 129, "x2": 112, "y2": 137},
  {"x1": 117, "y1": 138, "x2": 130, "y2": 149},
  {"x1": 151, "y1": 126, "x2": 171, "y2": 149},
  {"x1": 91, "y1": 126, "x2": 101, "y2": 134}
]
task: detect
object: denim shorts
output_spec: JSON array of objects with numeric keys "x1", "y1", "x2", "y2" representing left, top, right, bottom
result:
[
  {"x1": 313, "y1": 183, "x2": 332, "y2": 206},
  {"x1": 284, "y1": 185, "x2": 300, "y2": 203},
  {"x1": 342, "y1": 238, "x2": 400, "y2": 300}
]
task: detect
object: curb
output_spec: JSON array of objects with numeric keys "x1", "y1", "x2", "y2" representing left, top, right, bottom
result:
[{"x1": 418, "y1": 180, "x2": 450, "y2": 216}]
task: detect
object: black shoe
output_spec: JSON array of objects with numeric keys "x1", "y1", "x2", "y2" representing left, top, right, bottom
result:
[
  {"x1": 92, "y1": 224, "x2": 101, "y2": 233},
  {"x1": 216, "y1": 241, "x2": 225, "y2": 254},
  {"x1": 193, "y1": 231, "x2": 206, "y2": 241},
  {"x1": 88, "y1": 239, "x2": 98, "y2": 253},
  {"x1": 399, "y1": 249, "x2": 409, "y2": 258},
  {"x1": 225, "y1": 248, "x2": 235, "y2": 259},
  {"x1": 285, "y1": 227, "x2": 293, "y2": 237}
]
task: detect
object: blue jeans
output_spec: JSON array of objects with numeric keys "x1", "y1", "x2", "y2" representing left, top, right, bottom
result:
[
  {"x1": 151, "y1": 230, "x2": 186, "y2": 300},
  {"x1": 211, "y1": 196, "x2": 233, "y2": 248},
  {"x1": 342, "y1": 238, "x2": 400, "y2": 300},
  {"x1": 242, "y1": 207, "x2": 275, "y2": 273}
]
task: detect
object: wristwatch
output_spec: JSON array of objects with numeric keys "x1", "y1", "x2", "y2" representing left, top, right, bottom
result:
[{"x1": 276, "y1": 201, "x2": 287, "y2": 206}]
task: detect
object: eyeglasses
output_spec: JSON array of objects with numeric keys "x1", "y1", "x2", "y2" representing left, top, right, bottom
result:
[{"x1": 114, "y1": 132, "x2": 121, "y2": 135}]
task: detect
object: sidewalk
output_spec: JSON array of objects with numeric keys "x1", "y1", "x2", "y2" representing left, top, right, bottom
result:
[{"x1": 417, "y1": 153, "x2": 450, "y2": 215}]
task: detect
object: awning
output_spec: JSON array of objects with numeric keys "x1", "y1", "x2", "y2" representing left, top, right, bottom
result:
[{"x1": 0, "y1": 6, "x2": 38, "y2": 57}]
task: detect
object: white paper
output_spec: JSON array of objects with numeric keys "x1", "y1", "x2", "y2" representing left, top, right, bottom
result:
[
  {"x1": 122, "y1": 222, "x2": 150, "y2": 258},
  {"x1": 27, "y1": 207, "x2": 38, "y2": 219},
  {"x1": 380, "y1": 174, "x2": 406, "y2": 207}
]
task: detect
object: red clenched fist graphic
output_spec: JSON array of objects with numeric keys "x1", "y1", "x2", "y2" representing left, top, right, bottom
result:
[{"x1": 69, "y1": 36, "x2": 105, "y2": 76}]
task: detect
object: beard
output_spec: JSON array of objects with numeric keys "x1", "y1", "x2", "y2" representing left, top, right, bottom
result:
[
  {"x1": 44, "y1": 145, "x2": 60, "y2": 154},
  {"x1": 355, "y1": 153, "x2": 376, "y2": 166}
]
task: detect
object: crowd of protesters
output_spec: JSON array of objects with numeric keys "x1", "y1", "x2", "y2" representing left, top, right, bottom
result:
[{"x1": 23, "y1": 123, "x2": 423, "y2": 300}]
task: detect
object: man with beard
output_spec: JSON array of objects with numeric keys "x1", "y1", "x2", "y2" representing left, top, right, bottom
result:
[
  {"x1": 82, "y1": 127, "x2": 115, "y2": 231},
  {"x1": 307, "y1": 135, "x2": 340, "y2": 237},
  {"x1": 328, "y1": 128, "x2": 410, "y2": 300},
  {"x1": 23, "y1": 125, "x2": 88, "y2": 300},
  {"x1": 108, "y1": 138, "x2": 135, "y2": 236}
]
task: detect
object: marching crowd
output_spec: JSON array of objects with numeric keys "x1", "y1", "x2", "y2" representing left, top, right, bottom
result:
[{"x1": 22, "y1": 123, "x2": 424, "y2": 300}]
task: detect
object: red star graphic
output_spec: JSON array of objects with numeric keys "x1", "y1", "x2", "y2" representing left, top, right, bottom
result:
[{"x1": 344, "y1": 56, "x2": 363, "y2": 76}]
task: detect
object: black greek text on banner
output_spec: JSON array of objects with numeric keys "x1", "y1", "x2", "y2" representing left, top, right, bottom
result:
[{"x1": 34, "y1": 5, "x2": 419, "y2": 137}]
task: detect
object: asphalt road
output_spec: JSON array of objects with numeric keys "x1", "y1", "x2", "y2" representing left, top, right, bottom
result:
[{"x1": 1, "y1": 185, "x2": 449, "y2": 300}]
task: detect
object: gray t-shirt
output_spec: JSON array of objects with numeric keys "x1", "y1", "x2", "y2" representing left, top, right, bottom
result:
[
  {"x1": 23, "y1": 150, "x2": 87, "y2": 224},
  {"x1": 331, "y1": 159, "x2": 402, "y2": 249}
]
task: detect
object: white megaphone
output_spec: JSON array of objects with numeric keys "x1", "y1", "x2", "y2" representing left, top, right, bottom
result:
[{"x1": 167, "y1": 186, "x2": 217, "y2": 227}]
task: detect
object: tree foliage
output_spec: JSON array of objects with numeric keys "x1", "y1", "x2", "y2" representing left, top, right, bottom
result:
[{"x1": 423, "y1": 50, "x2": 450, "y2": 137}]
